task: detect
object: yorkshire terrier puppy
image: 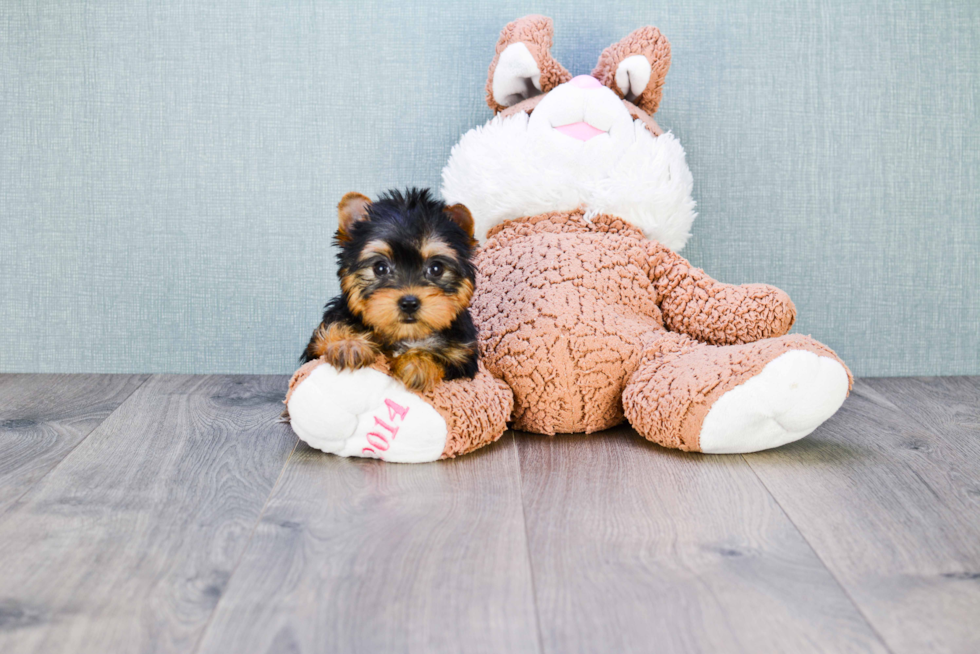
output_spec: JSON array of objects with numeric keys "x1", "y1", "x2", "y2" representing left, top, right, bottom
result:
[{"x1": 302, "y1": 188, "x2": 479, "y2": 392}]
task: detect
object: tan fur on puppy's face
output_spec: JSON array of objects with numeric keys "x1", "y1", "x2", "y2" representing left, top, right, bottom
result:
[
  {"x1": 359, "y1": 240, "x2": 393, "y2": 261},
  {"x1": 340, "y1": 274, "x2": 368, "y2": 319},
  {"x1": 419, "y1": 238, "x2": 458, "y2": 261},
  {"x1": 360, "y1": 281, "x2": 474, "y2": 343}
]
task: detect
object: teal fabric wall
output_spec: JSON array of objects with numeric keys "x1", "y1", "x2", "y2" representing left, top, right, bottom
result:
[{"x1": 1, "y1": 0, "x2": 978, "y2": 376}]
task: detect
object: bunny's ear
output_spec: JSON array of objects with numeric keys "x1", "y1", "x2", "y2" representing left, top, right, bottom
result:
[
  {"x1": 592, "y1": 27, "x2": 671, "y2": 115},
  {"x1": 486, "y1": 15, "x2": 572, "y2": 114}
]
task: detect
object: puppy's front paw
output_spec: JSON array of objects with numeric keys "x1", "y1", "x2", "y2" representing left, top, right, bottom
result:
[
  {"x1": 323, "y1": 338, "x2": 378, "y2": 370},
  {"x1": 310, "y1": 323, "x2": 379, "y2": 370},
  {"x1": 392, "y1": 351, "x2": 444, "y2": 392}
]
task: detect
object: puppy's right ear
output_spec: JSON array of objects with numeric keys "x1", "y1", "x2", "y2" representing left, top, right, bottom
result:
[
  {"x1": 336, "y1": 192, "x2": 372, "y2": 241},
  {"x1": 486, "y1": 15, "x2": 571, "y2": 114}
]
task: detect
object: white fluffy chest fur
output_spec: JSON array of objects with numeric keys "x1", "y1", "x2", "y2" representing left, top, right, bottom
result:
[{"x1": 440, "y1": 82, "x2": 697, "y2": 250}]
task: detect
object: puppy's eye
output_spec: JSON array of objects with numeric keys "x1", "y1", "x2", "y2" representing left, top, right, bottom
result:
[
  {"x1": 373, "y1": 261, "x2": 391, "y2": 276},
  {"x1": 426, "y1": 262, "x2": 444, "y2": 279}
]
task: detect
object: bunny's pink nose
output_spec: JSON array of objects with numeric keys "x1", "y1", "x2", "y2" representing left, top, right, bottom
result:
[{"x1": 570, "y1": 75, "x2": 602, "y2": 89}]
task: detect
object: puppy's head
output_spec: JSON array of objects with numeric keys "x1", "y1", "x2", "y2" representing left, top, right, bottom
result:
[{"x1": 335, "y1": 188, "x2": 476, "y2": 343}]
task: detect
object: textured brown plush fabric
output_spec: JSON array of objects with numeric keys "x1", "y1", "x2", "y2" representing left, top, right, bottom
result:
[
  {"x1": 471, "y1": 210, "x2": 847, "y2": 437},
  {"x1": 475, "y1": 211, "x2": 658, "y2": 433},
  {"x1": 422, "y1": 362, "x2": 514, "y2": 459},
  {"x1": 645, "y1": 240, "x2": 797, "y2": 345},
  {"x1": 285, "y1": 358, "x2": 513, "y2": 460},
  {"x1": 623, "y1": 332, "x2": 852, "y2": 451},
  {"x1": 485, "y1": 14, "x2": 572, "y2": 114},
  {"x1": 592, "y1": 26, "x2": 672, "y2": 116}
]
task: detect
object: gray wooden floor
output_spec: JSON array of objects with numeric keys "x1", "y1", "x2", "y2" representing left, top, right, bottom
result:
[{"x1": 0, "y1": 374, "x2": 978, "y2": 654}]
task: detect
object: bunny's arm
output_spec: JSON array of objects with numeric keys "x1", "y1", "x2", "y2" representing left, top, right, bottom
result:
[{"x1": 644, "y1": 240, "x2": 797, "y2": 345}]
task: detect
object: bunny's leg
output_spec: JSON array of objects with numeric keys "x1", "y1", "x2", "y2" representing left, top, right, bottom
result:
[
  {"x1": 623, "y1": 332, "x2": 851, "y2": 453},
  {"x1": 285, "y1": 359, "x2": 513, "y2": 463}
]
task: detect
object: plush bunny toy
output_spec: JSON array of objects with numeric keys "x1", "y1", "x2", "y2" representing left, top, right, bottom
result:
[{"x1": 285, "y1": 15, "x2": 852, "y2": 462}]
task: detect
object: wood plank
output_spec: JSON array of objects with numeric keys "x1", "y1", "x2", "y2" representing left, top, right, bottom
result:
[
  {"x1": 0, "y1": 374, "x2": 148, "y2": 513},
  {"x1": 196, "y1": 433, "x2": 541, "y2": 654},
  {"x1": 745, "y1": 377, "x2": 980, "y2": 654},
  {"x1": 516, "y1": 427, "x2": 888, "y2": 654},
  {"x1": 0, "y1": 374, "x2": 296, "y2": 654},
  {"x1": 864, "y1": 376, "x2": 980, "y2": 440}
]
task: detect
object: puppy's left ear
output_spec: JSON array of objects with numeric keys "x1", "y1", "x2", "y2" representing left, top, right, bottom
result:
[
  {"x1": 337, "y1": 192, "x2": 372, "y2": 241},
  {"x1": 444, "y1": 203, "x2": 476, "y2": 244}
]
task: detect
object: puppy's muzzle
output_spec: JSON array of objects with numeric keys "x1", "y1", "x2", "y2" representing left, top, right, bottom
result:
[{"x1": 398, "y1": 295, "x2": 421, "y2": 317}]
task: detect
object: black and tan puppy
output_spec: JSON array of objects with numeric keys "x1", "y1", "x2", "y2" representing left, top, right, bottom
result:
[{"x1": 303, "y1": 188, "x2": 479, "y2": 392}]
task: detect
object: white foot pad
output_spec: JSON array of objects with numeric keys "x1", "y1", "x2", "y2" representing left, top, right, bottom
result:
[
  {"x1": 698, "y1": 350, "x2": 849, "y2": 454},
  {"x1": 287, "y1": 364, "x2": 448, "y2": 463}
]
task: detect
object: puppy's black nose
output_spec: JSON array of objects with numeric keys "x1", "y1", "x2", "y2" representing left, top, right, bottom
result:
[{"x1": 398, "y1": 295, "x2": 420, "y2": 314}]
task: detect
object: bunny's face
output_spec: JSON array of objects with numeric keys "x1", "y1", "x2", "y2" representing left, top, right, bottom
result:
[
  {"x1": 524, "y1": 75, "x2": 646, "y2": 141},
  {"x1": 441, "y1": 16, "x2": 696, "y2": 250}
]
